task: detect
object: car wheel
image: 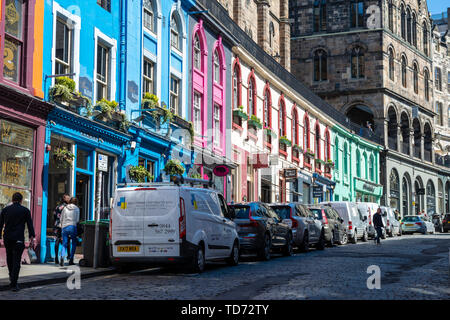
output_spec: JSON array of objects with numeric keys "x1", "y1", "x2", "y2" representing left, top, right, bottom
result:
[
  {"x1": 398, "y1": 228, "x2": 402, "y2": 236},
  {"x1": 327, "y1": 232, "x2": 335, "y2": 247},
  {"x1": 190, "y1": 245, "x2": 205, "y2": 273},
  {"x1": 299, "y1": 232, "x2": 310, "y2": 253},
  {"x1": 258, "y1": 233, "x2": 271, "y2": 261},
  {"x1": 116, "y1": 265, "x2": 132, "y2": 274},
  {"x1": 283, "y1": 233, "x2": 293, "y2": 256},
  {"x1": 362, "y1": 230, "x2": 368, "y2": 242},
  {"x1": 381, "y1": 229, "x2": 386, "y2": 239},
  {"x1": 444, "y1": 229, "x2": 448, "y2": 233},
  {"x1": 339, "y1": 232, "x2": 348, "y2": 245},
  {"x1": 316, "y1": 230, "x2": 326, "y2": 250},
  {"x1": 351, "y1": 231, "x2": 358, "y2": 244},
  {"x1": 226, "y1": 241, "x2": 239, "y2": 266}
]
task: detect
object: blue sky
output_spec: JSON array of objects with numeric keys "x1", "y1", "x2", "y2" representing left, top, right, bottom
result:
[{"x1": 427, "y1": 0, "x2": 449, "y2": 15}]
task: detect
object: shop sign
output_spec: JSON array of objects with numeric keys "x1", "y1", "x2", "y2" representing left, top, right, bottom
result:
[
  {"x1": 284, "y1": 168, "x2": 297, "y2": 181},
  {"x1": 1, "y1": 120, "x2": 34, "y2": 150},
  {"x1": 363, "y1": 183, "x2": 375, "y2": 193},
  {"x1": 354, "y1": 179, "x2": 383, "y2": 196},
  {"x1": 312, "y1": 185, "x2": 323, "y2": 198},
  {"x1": 98, "y1": 154, "x2": 108, "y2": 172}
]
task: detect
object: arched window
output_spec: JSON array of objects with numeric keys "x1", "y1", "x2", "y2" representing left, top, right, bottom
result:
[
  {"x1": 356, "y1": 150, "x2": 361, "y2": 178},
  {"x1": 387, "y1": 106, "x2": 398, "y2": 150},
  {"x1": 304, "y1": 114, "x2": 310, "y2": 150},
  {"x1": 400, "y1": 5, "x2": 406, "y2": 39},
  {"x1": 351, "y1": 46, "x2": 364, "y2": 79},
  {"x1": 343, "y1": 143, "x2": 348, "y2": 176},
  {"x1": 388, "y1": 0, "x2": 394, "y2": 31},
  {"x1": 292, "y1": 108, "x2": 299, "y2": 160},
  {"x1": 334, "y1": 137, "x2": 339, "y2": 171},
  {"x1": 269, "y1": 22, "x2": 275, "y2": 48},
  {"x1": 402, "y1": 177, "x2": 410, "y2": 217},
  {"x1": 313, "y1": 0, "x2": 327, "y2": 32},
  {"x1": 424, "y1": 68, "x2": 430, "y2": 101},
  {"x1": 313, "y1": 49, "x2": 327, "y2": 81},
  {"x1": 263, "y1": 86, "x2": 271, "y2": 128},
  {"x1": 232, "y1": 62, "x2": 241, "y2": 111},
  {"x1": 279, "y1": 99, "x2": 286, "y2": 137},
  {"x1": 413, "y1": 63, "x2": 418, "y2": 94},
  {"x1": 406, "y1": 8, "x2": 411, "y2": 44},
  {"x1": 438, "y1": 180, "x2": 444, "y2": 214},
  {"x1": 412, "y1": 12, "x2": 417, "y2": 47},
  {"x1": 424, "y1": 123, "x2": 432, "y2": 162},
  {"x1": 390, "y1": 169, "x2": 400, "y2": 211},
  {"x1": 247, "y1": 73, "x2": 256, "y2": 116},
  {"x1": 143, "y1": 0, "x2": 155, "y2": 33},
  {"x1": 213, "y1": 50, "x2": 221, "y2": 84},
  {"x1": 350, "y1": 0, "x2": 364, "y2": 28},
  {"x1": 426, "y1": 180, "x2": 436, "y2": 214},
  {"x1": 436, "y1": 102, "x2": 443, "y2": 126},
  {"x1": 401, "y1": 56, "x2": 407, "y2": 88},
  {"x1": 193, "y1": 34, "x2": 201, "y2": 70},
  {"x1": 170, "y1": 14, "x2": 181, "y2": 51},
  {"x1": 423, "y1": 21, "x2": 428, "y2": 56},
  {"x1": 369, "y1": 155, "x2": 374, "y2": 181},
  {"x1": 389, "y1": 48, "x2": 395, "y2": 81},
  {"x1": 315, "y1": 123, "x2": 321, "y2": 160},
  {"x1": 413, "y1": 118, "x2": 421, "y2": 158},
  {"x1": 435, "y1": 67, "x2": 442, "y2": 91},
  {"x1": 401, "y1": 112, "x2": 410, "y2": 155},
  {"x1": 325, "y1": 129, "x2": 331, "y2": 161}
]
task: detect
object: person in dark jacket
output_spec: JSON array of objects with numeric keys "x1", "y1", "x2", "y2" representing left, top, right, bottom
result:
[
  {"x1": 0, "y1": 192, "x2": 36, "y2": 291},
  {"x1": 373, "y1": 208, "x2": 384, "y2": 245},
  {"x1": 53, "y1": 194, "x2": 71, "y2": 264}
]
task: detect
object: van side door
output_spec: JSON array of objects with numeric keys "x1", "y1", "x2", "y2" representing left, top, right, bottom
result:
[{"x1": 217, "y1": 193, "x2": 235, "y2": 257}]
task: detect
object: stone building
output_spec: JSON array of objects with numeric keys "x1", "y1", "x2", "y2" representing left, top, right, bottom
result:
[
  {"x1": 290, "y1": 0, "x2": 449, "y2": 216},
  {"x1": 217, "y1": 0, "x2": 291, "y2": 71}
]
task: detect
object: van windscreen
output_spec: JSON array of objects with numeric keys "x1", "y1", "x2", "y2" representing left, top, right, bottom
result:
[
  {"x1": 231, "y1": 206, "x2": 250, "y2": 219},
  {"x1": 271, "y1": 206, "x2": 291, "y2": 219}
]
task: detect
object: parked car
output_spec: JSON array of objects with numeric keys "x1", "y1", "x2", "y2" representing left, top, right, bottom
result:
[
  {"x1": 443, "y1": 214, "x2": 450, "y2": 233},
  {"x1": 110, "y1": 184, "x2": 240, "y2": 273},
  {"x1": 356, "y1": 202, "x2": 379, "y2": 239},
  {"x1": 320, "y1": 201, "x2": 368, "y2": 243},
  {"x1": 380, "y1": 206, "x2": 401, "y2": 237},
  {"x1": 269, "y1": 203, "x2": 325, "y2": 252},
  {"x1": 307, "y1": 205, "x2": 347, "y2": 246},
  {"x1": 229, "y1": 202, "x2": 293, "y2": 260},
  {"x1": 401, "y1": 215, "x2": 435, "y2": 235},
  {"x1": 432, "y1": 213, "x2": 444, "y2": 233}
]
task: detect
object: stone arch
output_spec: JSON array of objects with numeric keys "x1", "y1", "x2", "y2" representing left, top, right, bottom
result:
[
  {"x1": 387, "y1": 105, "x2": 398, "y2": 150},
  {"x1": 400, "y1": 111, "x2": 411, "y2": 155},
  {"x1": 412, "y1": 117, "x2": 421, "y2": 158},
  {"x1": 343, "y1": 102, "x2": 377, "y2": 130},
  {"x1": 414, "y1": 175, "x2": 424, "y2": 214},
  {"x1": 402, "y1": 172, "x2": 412, "y2": 217}
]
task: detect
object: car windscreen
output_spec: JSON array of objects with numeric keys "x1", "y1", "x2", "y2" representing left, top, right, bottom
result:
[
  {"x1": 402, "y1": 216, "x2": 420, "y2": 222},
  {"x1": 230, "y1": 206, "x2": 250, "y2": 219},
  {"x1": 271, "y1": 206, "x2": 291, "y2": 219}
]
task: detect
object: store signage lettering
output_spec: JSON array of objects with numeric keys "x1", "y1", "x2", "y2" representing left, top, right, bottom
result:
[
  {"x1": 1, "y1": 159, "x2": 26, "y2": 186},
  {"x1": 3, "y1": 40, "x2": 18, "y2": 80},
  {"x1": 313, "y1": 185, "x2": 323, "y2": 198},
  {"x1": 284, "y1": 168, "x2": 297, "y2": 179},
  {"x1": 1, "y1": 120, "x2": 33, "y2": 149},
  {"x1": 363, "y1": 183, "x2": 375, "y2": 193},
  {"x1": 81, "y1": 132, "x2": 98, "y2": 142}
]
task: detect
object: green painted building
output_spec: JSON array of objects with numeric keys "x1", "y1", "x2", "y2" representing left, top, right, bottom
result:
[{"x1": 332, "y1": 125, "x2": 383, "y2": 203}]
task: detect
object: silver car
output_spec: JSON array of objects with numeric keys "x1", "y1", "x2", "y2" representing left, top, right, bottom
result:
[
  {"x1": 270, "y1": 203, "x2": 325, "y2": 252},
  {"x1": 401, "y1": 215, "x2": 435, "y2": 234}
]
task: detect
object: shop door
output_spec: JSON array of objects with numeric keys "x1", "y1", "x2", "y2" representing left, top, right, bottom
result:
[{"x1": 76, "y1": 173, "x2": 90, "y2": 222}]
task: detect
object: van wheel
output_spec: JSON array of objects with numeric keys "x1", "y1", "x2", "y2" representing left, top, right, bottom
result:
[
  {"x1": 299, "y1": 232, "x2": 309, "y2": 253},
  {"x1": 398, "y1": 229, "x2": 402, "y2": 236},
  {"x1": 339, "y1": 232, "x2": 348, "y2": 245},
  {"x1": 362, "y1": 230, "x2": 368, "y2": 242},
  {"x1": 351, "y1": 231, "x2": 358, "y2": 244},
  {"x1": 190, "y1": 245, "x2": 205, "y2": 273},
  {"x1": 258, "y1": 234, "x2": 271, "y2": 261},
  {"x1": 116, "y1": 265, "x2": 132, "y2": 274},
  {"x1": 227, "y1": 241, "x2": 239, "y2": 266},
  {"x1": 283, "y1": 233, "x2": 293, "y2": 256},
  {"x1": 381, "y1": 229, "x2": 387, "y2": 239}
]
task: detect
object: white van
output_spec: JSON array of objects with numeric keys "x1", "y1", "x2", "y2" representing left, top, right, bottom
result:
[
  {"x1": 110, "y1": 184, "x2": 239, "y2": 273},
  {"x1": 356, "y1": 202, "x2": 379, "y2": 239},
  {"x1": 320, "y1": 201, "x2": 368, "y2": 243}
]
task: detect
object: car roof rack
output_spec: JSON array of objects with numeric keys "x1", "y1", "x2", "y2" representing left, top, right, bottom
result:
[{"x1": 117, "y1": 176, "x2": 214, "y2": 188}]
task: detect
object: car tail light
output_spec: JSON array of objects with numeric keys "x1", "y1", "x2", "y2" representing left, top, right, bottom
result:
[
  {"x1": 290, "y1": 207, "x2": 298, "y2": 228},
  {"x1": 348, "y1": 221, "x2": 353, "y2": 230},
  {"x1": 322, "y1": 210, "x2": 329, "y2": 225},
  {"x1": 415, "y1": 222, "x2": 422, "y2": 226},
  {"x1": 179, "y1": 197, "x2": 186, "y2": 239},
  {"x1": 109, "y1": 217, "x2": 112, "y2": 241},
  {"x1": 387, "y1": 219, "x2": 390, "y2": 227},
  {"x1": 368, "y1": 211, "x2": 372, "y2": 225},
  {"x1": 242, "y1": 215, "x2": 259, "y2": 228},
  {"x1": 443, "y1": 220, "x2": 447, "y2": 223}
]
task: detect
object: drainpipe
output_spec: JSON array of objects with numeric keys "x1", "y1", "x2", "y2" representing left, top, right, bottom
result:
[{"x1": 119, "y1": 0, "x2": 127, "y2": 110}]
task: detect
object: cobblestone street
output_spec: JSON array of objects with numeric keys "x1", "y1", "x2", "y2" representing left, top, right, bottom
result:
[{"x1": 2, "y1": 234, "x2": 449, "y2": 300}]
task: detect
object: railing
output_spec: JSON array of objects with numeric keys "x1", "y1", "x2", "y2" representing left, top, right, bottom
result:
[{"x1": 196, "y1": 0, "x2": 382, "y2": 145}]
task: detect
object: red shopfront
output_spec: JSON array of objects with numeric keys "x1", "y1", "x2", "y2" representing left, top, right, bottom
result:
[{"x1": 0, "y1": 84, "x2": 53, "y2": 266}]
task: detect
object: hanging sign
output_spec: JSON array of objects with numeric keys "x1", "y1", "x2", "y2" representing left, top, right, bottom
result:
[{"x1": 98, "y1": 154, "x2": 108, "y2": 172}]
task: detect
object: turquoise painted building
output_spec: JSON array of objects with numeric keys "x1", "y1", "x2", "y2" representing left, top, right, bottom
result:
[{"x1": 332, "y1": 125, "x2": 383, "y2": 203}]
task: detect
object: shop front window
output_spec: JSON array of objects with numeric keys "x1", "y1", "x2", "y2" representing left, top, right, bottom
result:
[
  {"x1": 76, "y1": 148, "x2": 89, "y2": 170},
  {"x1": 0, "y1": 119, "x2": 33, "y2": 210},
  {"x1": 138, "y1": 157, "x2": 155, "y2": 182}
]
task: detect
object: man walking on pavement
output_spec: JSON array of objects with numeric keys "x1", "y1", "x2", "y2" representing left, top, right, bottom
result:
[
  {"x1": 53, "y1": 194, "x2": 71, "y2": 264},
  {"x1": 0, "y1": 192, "x2": 37, "y2": 291},
  {"x1": 373, "y1": 208, "x2": 384, "y2": 245}
]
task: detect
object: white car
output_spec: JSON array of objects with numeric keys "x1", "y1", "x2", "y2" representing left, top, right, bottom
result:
[
  {"x1": 380, "y1": 206, "x2": 401, "y2": 237},
  {"x1": 110, "y1": 183, "x2": 240, "y2": 273}
]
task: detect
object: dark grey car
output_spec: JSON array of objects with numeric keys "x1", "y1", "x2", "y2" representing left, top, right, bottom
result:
[
  {"x1": 230, "y1": 202, "x2": 293, "y2": 260},
  {"x1": 270, "y1": 203, "x2": 326, "y2": 252}
]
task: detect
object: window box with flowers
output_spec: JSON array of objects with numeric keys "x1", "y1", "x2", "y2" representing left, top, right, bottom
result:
[
  {"x1": 49, "y1": 76, "x2": 92, "y2": 116},
  {"x1": 293, "y1": 144, "x2": 303, "y2": 153},
  {"x1": 129, "y1": 165, "x2": 153, "y2": 183},
  {"x1": 279, "y1": 136, "x2": 292, "y2": 147},
  {"x1": 141, "y1": 93, "x2": 173, "y2": 127},
  {"x1": 304, "y1": 149, "x2": 315, "y2": 158},
  {"x1": 247, "y1": 114, "x2": 262, "y2": 130},
  {"x1": 315, "y1": 159, "x2": 326, "y2": 165},
  {"x1": 94, "y1": 99, "x2": 130, "y2": 132},
  {"x1": 264, "y1": 126, "x2": 277, "y2": 139},
  {"x1": 325, "y1": 159, "x2": 335, "y2": 168},
  {"x1": 233, "y1": 105, "x2": 249, "y2": 121}
]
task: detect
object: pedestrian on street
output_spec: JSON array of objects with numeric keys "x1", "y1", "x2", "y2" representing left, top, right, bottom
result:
[
  {"x1": 53, "y1": 194, "x2": 71, "y2": 264},
  {"x1": 373, "y1": 208, "x2": 384, "y2": 245},
  {"x1": 59, "y1": 197, "x2": 80, "y2": 266},
  {"x1": 0, "y1": 192, "x2": 36, "y2": 291}
]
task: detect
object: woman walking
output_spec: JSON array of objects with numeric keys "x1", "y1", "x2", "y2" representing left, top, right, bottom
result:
[{"x1": 59, "y1": 197, "x2": 80, "y2": 266}]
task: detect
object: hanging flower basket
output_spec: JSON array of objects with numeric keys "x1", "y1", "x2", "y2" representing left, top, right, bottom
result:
[
  {"x1": 248, "y1": 115, "x2": 262, "y2": 129},
  {"x1": 279, "y1": 136, "x2": 292, "y2": 147},
  {"x1": 163, "y1": 159, "x2": 185, "y2": 178},
  {"x1": 53, "y1": 147, "x2": 75, "y2": 169}
]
